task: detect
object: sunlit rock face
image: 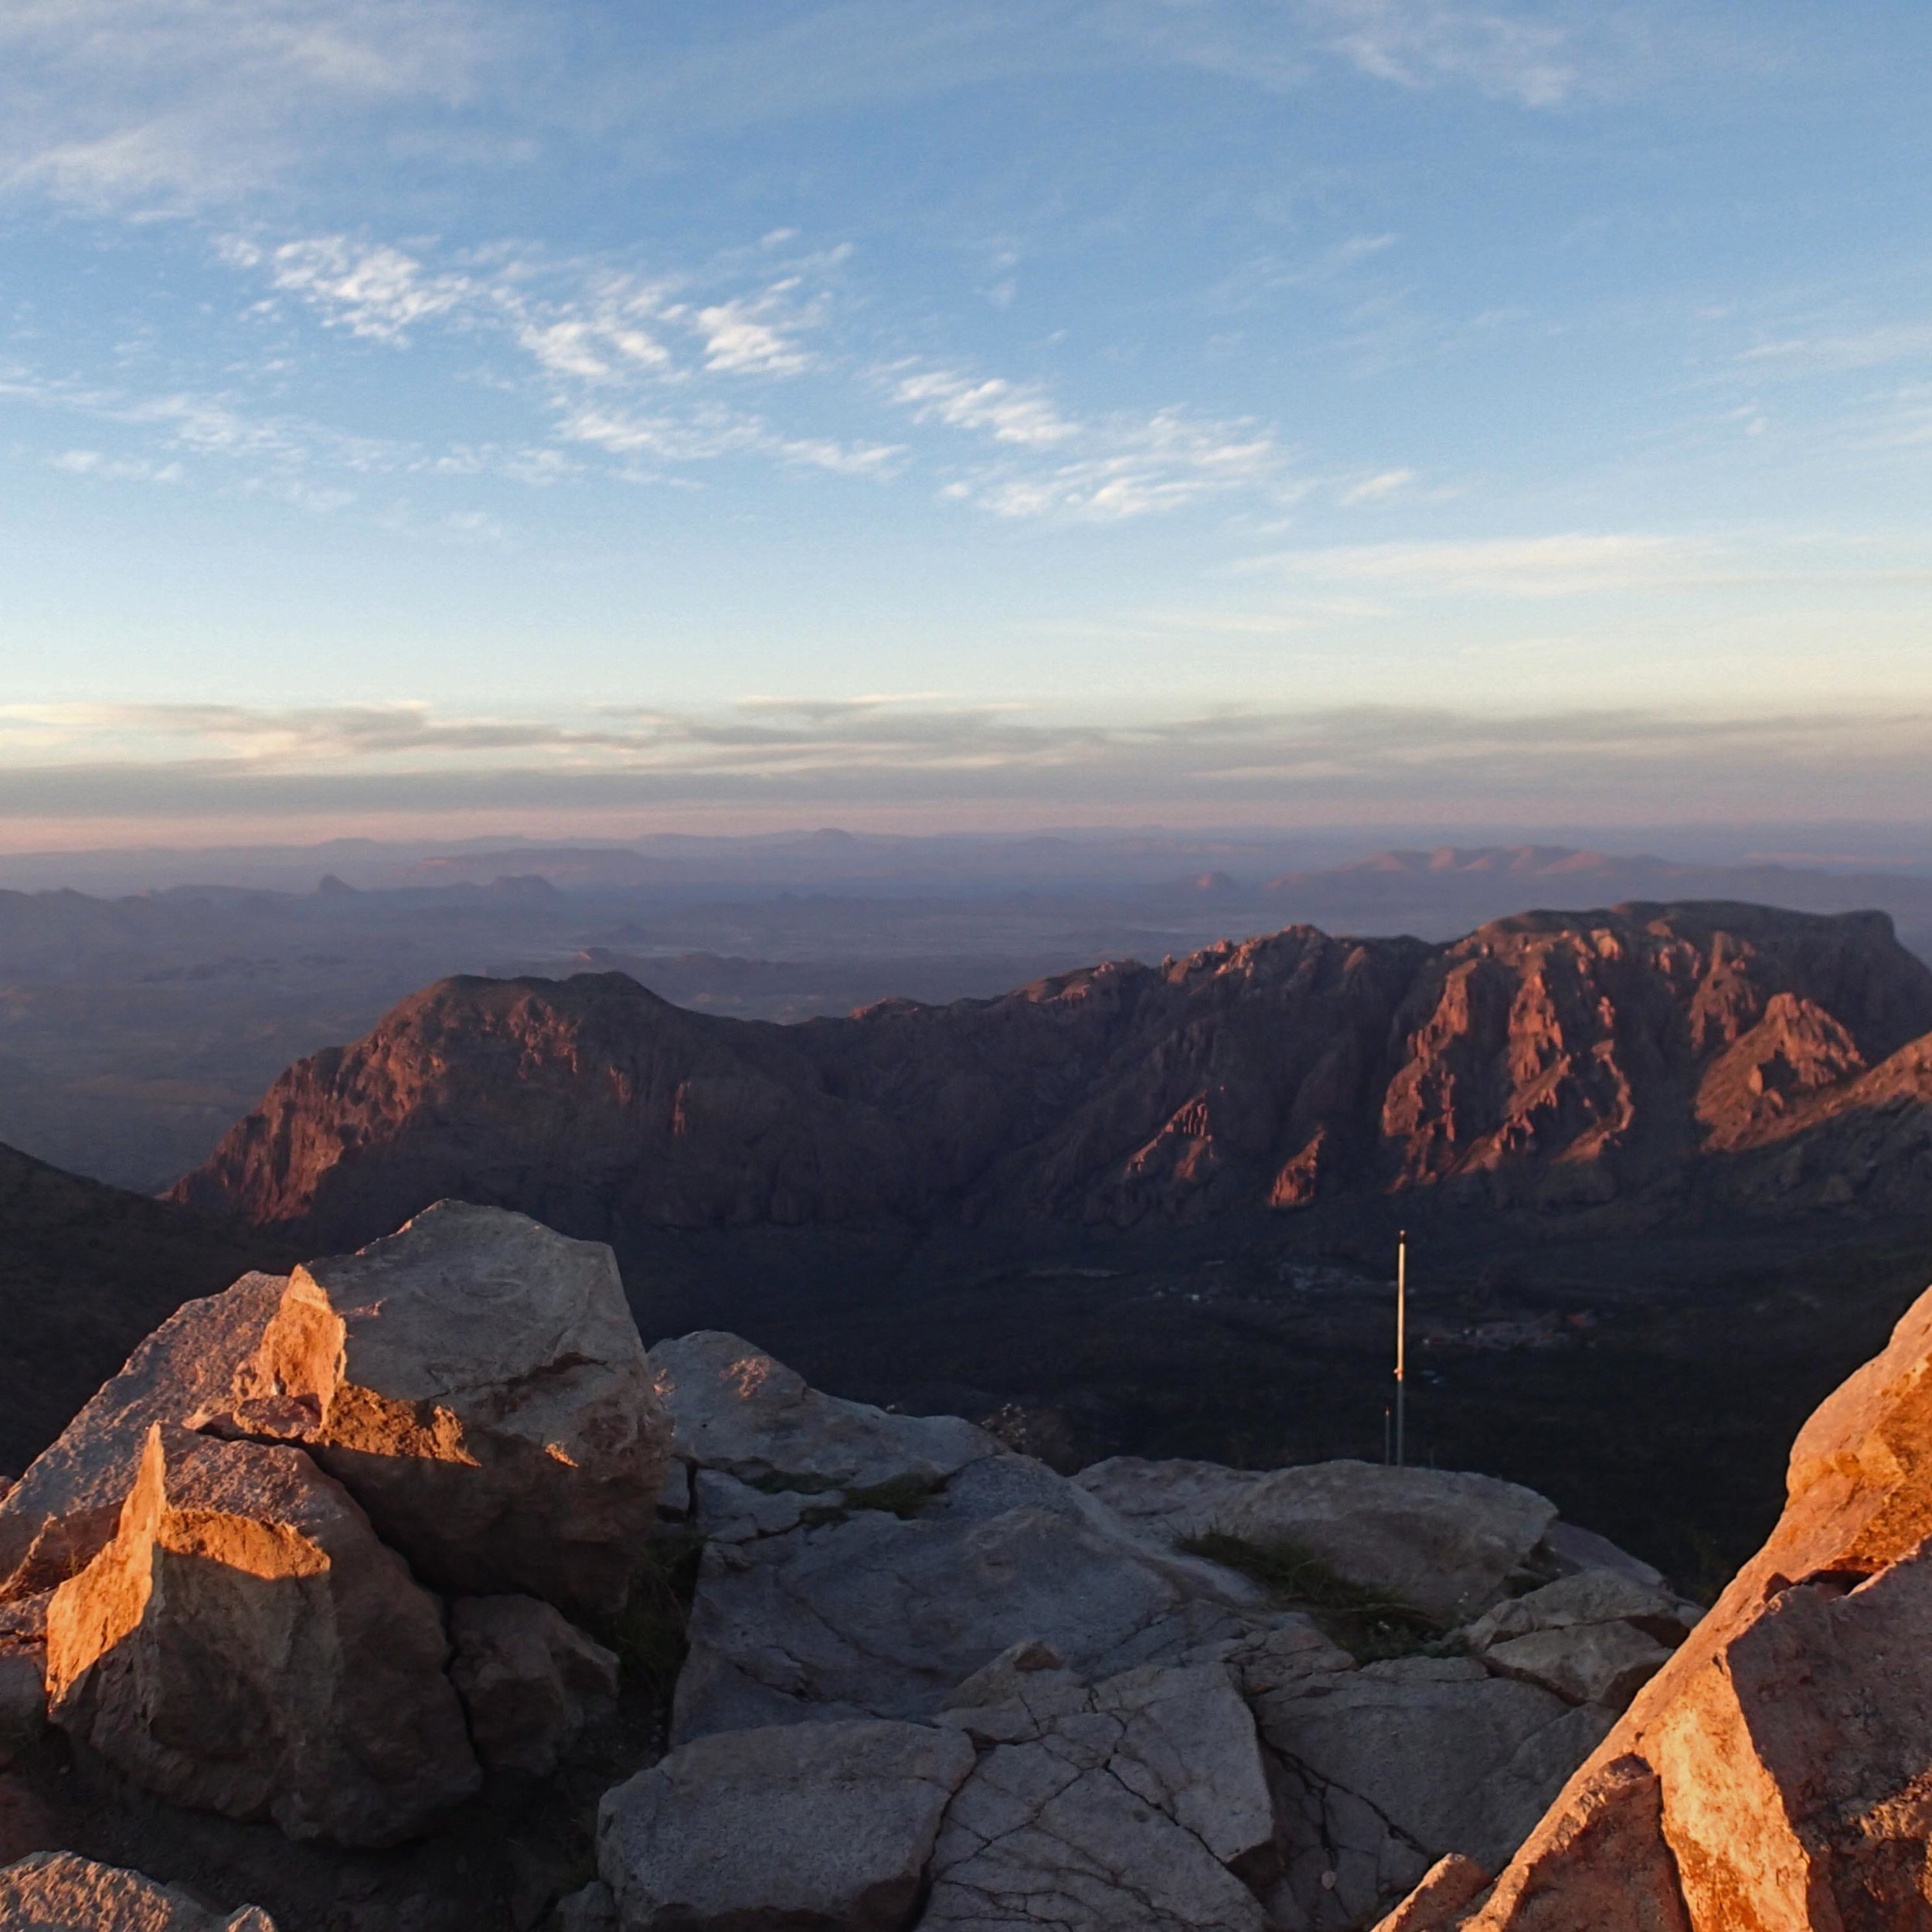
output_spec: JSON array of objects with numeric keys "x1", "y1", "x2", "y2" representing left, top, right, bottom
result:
[
  {"x1": 0, "y1": 1271, "x2": 289, "y2": 1599},
  {"x1": 1378, "y1": 1274, "x2": 1932, "y2": 1931},
  {"x1": 45, "y1": 1423, "x2": 479, "y2": 1846},
  {"x1": 168, "y1": 905, "x2": 1932, "y2": 1250},
  {"x1": 223, "y1": 1201, "x2": 672, "y2": 1617},
  {"x1": 0, "y1": 1850, "x2": 277, "y2": 1930}
]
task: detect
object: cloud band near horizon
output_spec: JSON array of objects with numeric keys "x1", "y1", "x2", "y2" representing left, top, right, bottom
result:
[{"x1": 0, "y1": 699, "x2": 1927, "y2": 845}]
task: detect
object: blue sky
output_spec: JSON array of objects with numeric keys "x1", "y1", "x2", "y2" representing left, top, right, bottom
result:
[{"x1": 2, "y1": 1, "x2": 1930, "y2": 843}]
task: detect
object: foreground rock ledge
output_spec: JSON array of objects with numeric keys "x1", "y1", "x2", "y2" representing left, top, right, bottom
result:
[{"x1": 1376, "y1": 1273, "x2": 1932, "y2": 1930}]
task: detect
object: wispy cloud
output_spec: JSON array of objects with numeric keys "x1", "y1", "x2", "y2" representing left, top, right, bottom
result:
[
  {"x1": 0, "y1": 0, "x2": 1684, "y2": 223},
  {"x1": 48, "y1": 449, "x2": 185, "y2": 485},
  {"x1": 1304, "y1": 0, "x2": 1581, "y2": 107},
  {"x1": 891, "y1": 368, "x2": 1080, "y2": 447},
  {"x1": 1243, "y1": 532, "x2": 1706, "y2": 597},
  {"x1": 0, "y1": 0, "x2": 501, "y2": 209},
  {"x1": 183, "y1": 238, "x2": 1292, "y2": 520},
  {"x1": 890, "y1": 362, "x2": 1290, "y2": 520},
  {"x1": 1740, "y1": 322, "x2": 1932, "y2": 375},
  {"x1": 1338, "y1": 467, "x2": 1417, "y2": 505},
  {"x1": 227, "y1": 236, "x2": 477, "y2": 343}
]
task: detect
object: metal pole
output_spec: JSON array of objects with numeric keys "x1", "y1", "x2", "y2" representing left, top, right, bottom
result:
[{"x1": 1395, "y1": 1229, "x2": 1407, "y2": 1468}]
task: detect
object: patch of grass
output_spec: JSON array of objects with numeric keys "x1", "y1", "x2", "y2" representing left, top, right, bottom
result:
[
  {"x1": 1180, "y1": 1527, "x2": 1444, "y2": 1663},
  {"x1": 610, "y1": 1529, "x2": 707, "y2": 1706},
  {"x1": 842, "y1": 1473, "x2": 940, "y2": 1519}
]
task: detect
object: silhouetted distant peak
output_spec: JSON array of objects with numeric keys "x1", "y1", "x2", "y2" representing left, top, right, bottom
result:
[{"x1": 315, "y1": 873, "x2": 359, "y2": 897}]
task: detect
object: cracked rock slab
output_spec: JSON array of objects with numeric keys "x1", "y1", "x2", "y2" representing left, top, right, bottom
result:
[
  {"x1": 672, "y1": 1484, "x2": 1271, "y2": 1743},
  {"x1": 1264, "y1": 1755, "x2": 1434, "y2": 1931},
  {"x1": 1462, "y1": 1570, "x2": 1697, "y2": 1653},
  {"x1": 1482, "y1": 1622, "x2": 1673, "y2": 1713},
  {"x1": 922, "y1": 1663, "x2": 1274, "y2": 1932},
  {"x1": 597, "y1": 1718, "x2": 976, "y2": 1931},
  {"x1": 1253, "y1": 1655, "x2": 1615, "y2": 1877}
]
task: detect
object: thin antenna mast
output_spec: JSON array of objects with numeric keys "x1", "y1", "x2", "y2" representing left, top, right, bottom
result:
[{"x1": 1395, "y1": 1230, "x2": 1408, "y2": 1468}]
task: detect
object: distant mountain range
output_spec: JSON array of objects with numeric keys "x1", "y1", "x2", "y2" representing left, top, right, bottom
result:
[
  {"x1": 2, "y1": 843, "x2": 1929, "y2": 1194},
  {"x1": 1259, "y1": 846, "x2": 1932, "y2": 947},
  {"x1": 172, "y1": 900, "x2": 1932, "y2": 1259}
]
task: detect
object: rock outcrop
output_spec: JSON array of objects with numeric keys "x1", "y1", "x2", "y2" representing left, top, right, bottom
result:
[
  {"x1": 1077, "y1": 1458, "x2": 1560, "y2": 1625},
  {"x1": 169, "y1": 904, "x2": 1932, "y2": 1248},
  {"x1": 0, "y1": 1205, "x2": 670, "y2": 1850},
  {"x1": 219, "y1": 1201, "x2": 669, "y2": 1617},
  {"x1": 46, "y1": 1423, "x2": 480, "y2": 1845},
  {"x1": 0, "y1": 1217, "x2": 1726, "y2": 1921},
  {"x1": 637, "y1": 1329, "x2": 1672, "y2": 1930},
  {"x1": 1379, "y1": 1272, "x2": 1932, "y2": 1930},
  {"x1": 0, "y1": 1851, "x2": 276, "y2": 1931}
]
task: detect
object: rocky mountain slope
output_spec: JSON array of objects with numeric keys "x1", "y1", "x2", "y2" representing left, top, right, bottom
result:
[{"x1": 172, "y1": 902, "x2": 1932, "y2": 1255}]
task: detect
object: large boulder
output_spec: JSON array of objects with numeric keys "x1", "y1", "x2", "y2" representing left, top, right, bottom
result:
[
  {"x1": 1078, "y1": 1458, "x2": 1559, "y2": 1624},
  {"x1": 1394, "y1": 1276, "x2": 1932, "y2": 1930},
  {"x1": 0, "y1": 1274, "x2": 287, "y2": 1598},
  {"x1": 672, "y1": 1448, "x2": 1279, "y2": 1741},
  {"x1": 223, "y1": 1202, "x2": 669, "y2": 1617},
  {"x1": 648, "y1": 1330, "x2": 995, "y2": 1492},
  {"x1": 925, "y1": 1660, "x2": 1277, "y2": 1931},
  {"x1": 46, "y1": 1423, "x2": 479, "y2": 1845},
  {"x1": 449, "y1": 1593, "x2": 620, "y2": 1776},
  {"x1": 598, "y1": 1719, "x2": 976, "y2": 1930},
  {"x1": 0, "y1": 1852, "x2": 275, "y2": 1931}
]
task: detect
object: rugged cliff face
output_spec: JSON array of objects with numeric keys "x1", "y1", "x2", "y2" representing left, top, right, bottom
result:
[{"x1": 169, "y1": 902, "x2": 1932, "y2": 1253}]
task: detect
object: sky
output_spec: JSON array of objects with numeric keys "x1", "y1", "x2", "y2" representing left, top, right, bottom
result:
[{"x1": 2, "y1": 0, "x2": 1930, "y2": 846}]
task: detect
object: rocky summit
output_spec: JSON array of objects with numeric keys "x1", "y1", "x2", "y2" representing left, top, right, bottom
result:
[
  {"x1": 168, "y1": 903, "x2": 1932, "y2": 1255},
  {"x1": 0, "y1": 1202, "x2": 1929, "y2": 1928}
]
